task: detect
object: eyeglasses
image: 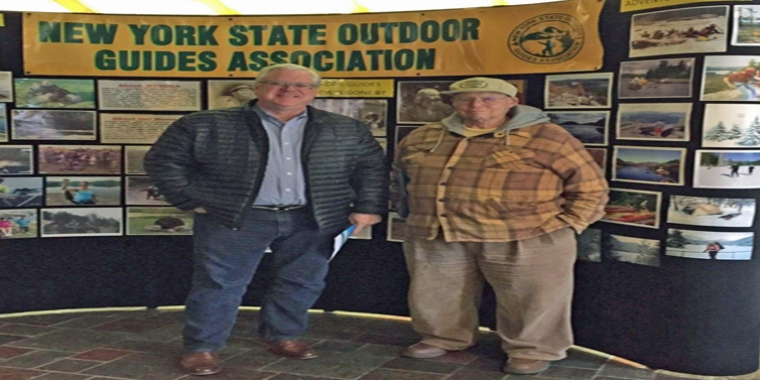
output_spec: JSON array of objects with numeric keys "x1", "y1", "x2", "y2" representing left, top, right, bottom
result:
[
  {"x1": 452, "y1": 96, "x2": 509, "y2": 105},
  {"x1": 259, "y1": 80, "x2": 318, "y2": 90}
]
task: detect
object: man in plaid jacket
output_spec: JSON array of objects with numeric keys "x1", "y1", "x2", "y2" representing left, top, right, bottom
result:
[{"x1": 394, "y1": 77, "x2": 608, "y2": 375}]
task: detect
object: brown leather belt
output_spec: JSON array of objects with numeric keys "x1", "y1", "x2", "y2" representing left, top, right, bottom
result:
[{"x1": 251, "y1": 205, "x2": 306, "y2": 212}]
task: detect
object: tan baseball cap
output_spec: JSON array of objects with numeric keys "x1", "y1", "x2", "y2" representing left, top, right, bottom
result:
[{"x1": 441, "y1": 77, "x2": 518, "y2": 97}]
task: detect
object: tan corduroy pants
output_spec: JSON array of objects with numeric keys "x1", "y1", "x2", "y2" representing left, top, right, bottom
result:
[{"x1": 403, "y1": 228, "x2": 576, "y2": 361}]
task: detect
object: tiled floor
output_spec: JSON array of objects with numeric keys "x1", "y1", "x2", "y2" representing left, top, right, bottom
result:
[{"x1": 0, "y1": 308, "x2": 750, "y2": 380}]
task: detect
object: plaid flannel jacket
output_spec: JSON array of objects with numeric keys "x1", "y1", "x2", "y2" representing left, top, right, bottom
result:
[{"x1": 393, "y1": 121, "x2": 609, "y2": 242}]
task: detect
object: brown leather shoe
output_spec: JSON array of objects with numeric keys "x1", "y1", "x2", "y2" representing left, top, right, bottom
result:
[
  {"x1": 401, "y1": 342, "x2": 448, "y2": 359},
  {"x1": 264, "y1": 340, "x2": 318, "y2": 359},
  {"x1": 180, "y1": 352, "x2": 222, "y2": 376},
  {"x1": 503, "y1": 358, "x2": 550, "y2": 375}
]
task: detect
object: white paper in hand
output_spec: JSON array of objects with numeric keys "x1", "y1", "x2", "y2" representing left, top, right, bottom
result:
[{"x1": 330, "y1": 225, "x2": 357, "y2": 261}]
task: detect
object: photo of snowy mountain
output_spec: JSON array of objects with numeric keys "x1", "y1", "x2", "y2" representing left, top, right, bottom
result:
[
  {"x1": 547, "y1": 111, "x2": 609, "y2": 145},
  {"x1": 702, "y1": 104, "x2": 760, "y2": 147}
]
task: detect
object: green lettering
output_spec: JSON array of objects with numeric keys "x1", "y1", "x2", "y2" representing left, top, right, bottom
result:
[
  {"x1": 271, "y1": 50, "x2": 288, "y2": 63},
  {"x1": 227, "y1": 51, "x2": 249, "y2": 71},
  {"x1": 120, "y1": 51, "x2": 140, "y2": 71},
  {"x1": 395, "y1": 49, "x2": 414, "y2": 70},
  {"x1": 268, "y1": 25, "x2": 288, "y2": 45},
  {"x1": 420, "y1": 21, "x2": 439, "y2": 43},
  {"x1": 249, "y1": 51, "x2": 268, "y2": 70},
  {"x1": 290, "y1": 50, "x2": 311, "y2": 66},
  {"x1": 198, "y1": 51, "x2": 217, "y2": 71},
  {"x1": 346, "y1": 51, "x2": 366, "y2": 71},
  {"x1": 155, "y1": 51, "x2": 175, "y2": 70},
  {"x1": 365, "y1": 50, "x2": 383, "y2": 70},
  {"x1": 38, "y1": 22, "x2": 61, "y2": 43},
  {"x1": 228, "y1": 25, "x2": 248, "y2": 46},
  {"x1": 175, "y1": 25, "x2": 196, "y2": 45},
  {"x1": 399, "y1": 22, "x2": 417, "y2": 43},
  {"x1": 309, "y1": 25, "x2": 326, "y2": 45},
  {"x1": 178, "y1": 51, "x2": 194, "y2": 70},
  {"x1": 313, "y1": 51, "x2": 332, "y2": 71},
  {"x1": 417, "y1": 48, "x2": 435, "y2": 69},
  {"x1": 288, "y1": 25, "x2": 307, "y2": 45},
  {"x1": 462, "y1": 18, "x2": 480, "y2": 40},
  {"x1": 63, "y1": 22, "x2": 84, "y2": 43},
  {"x1": 151, "y1": 25, "x2": 173, "y2": 46},
  {"x1": 337, "y1": 24, "x2": 357, "y2": 45},
  {"x1": 128, "y1": 24, "x2": 150, "y2": 45},
  {"x1": 85, "y1": 23, "x2": 117, "y2": 44},
  {"x1": 94, "y1": 49, "x2": 115, "y2": 70},
  {"x1": 198, "y1": 26, "x2": 218, "y2": 45}
]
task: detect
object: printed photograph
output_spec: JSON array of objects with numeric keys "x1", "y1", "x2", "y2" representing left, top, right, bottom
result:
[
  {"x1": 630, "y1": 6, "x2": 728, "y2": 58},
  {"x1": 694, "y1": 150, "x2": 760, "y2": 188},
  {"x1": 605, "y1": 234, "x2": 660, "y2": 267},
  {"x1": 0, "y1": 145, "x2": 34, "y2": 175},
  {"x1": 602, "y1": 188, "x2": 661, "y2": 228},
  {"x1": 0, "y1": 71, "x2": 12, "y2": 102},
  {"x1": 586, "y1": 148, "x2": 607, "y2": 172},
  {"x1": 546, "y1": 111, "x2": 609, "y2": 146},
  {"x1": 12, "y1": 110, "x2": 97, "y2": 140},
  {"x1": 207, "y1": 80, "x2": 257, "y2": 109},
  {"x1": 394, "y1": 125, "x2": 419, "y2": 147},
  {"x1": 14, "y1": 78, "x2": 95, "y2": 108},
  {"x1": 126, "y1": 176, "x2": 169, "y2": 206},
  {"x1": 613, "y1": 146, "x2": 685, "y2": 186},
  {"x1": 38, "y1": 145, "x2": 122, "y2": 175},
  {"x1": 0, "y1": 209, "x2": 37, "y2": 239},
  {"x1": 701, "y1": 55, "x2": 760, "y2": 101},
  {"x1": 545, "y1": 73, "x2": 613, "y2": 109},
  {"x1": 668, "y1": 195, "x2": 755, "y2": 227},
  {"x1": 99, "y1": 114, "x2": 180, "y2": 145},
  {"x1": 702, "y1": 104, "x2": 760, "y2": 147},
  {"x1": 0, "y1": 104, "x2": 6, "y2": 143},
  {"x1": 127, "y1": 207, "x2": 194, "y2": 236},
  {"x1": 0, "y1": 177, "x2": 43, "y2": 208},
  {"x1": 310, "y1": 99, "x2": 388, "y2": 137},
  {"x1": 616, "y1": 103, "x2": 691, "y2": 141},
  {"x1": 125, "y1": 146, "x2": 151, "y2": 175},
  {"x1": 397, "y1": 81, "x2": 455, "y2": 124},
  {"x1": 387, "y1": 212, "x2": 407, "y2": 242},
  {"x1": 619, "y1": 58, "x2": 694, "y2": 99},
  {"x1": 376, "y1": 138, "x2": 387, "y2": 155},
  {"x1": 41, "y1": 207, "x2": 123, "y2": 238},
  {"x1": 577, "y1": 228, "x2": 601, "y2": 262},
  {"x1": 666, "y1": 229, "x2": 753, "y2": 260},
  {"x1": 45, "y1": 176, "x2": 122, "y2": 206},
  {"x1": 732, "y1": 5, "x2": 760, "y2": 46}
]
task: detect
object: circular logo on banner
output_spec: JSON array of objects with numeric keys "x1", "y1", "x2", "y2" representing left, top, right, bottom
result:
[{"x1": 508, "y1": 14, "x2": 584, "y2": 64}]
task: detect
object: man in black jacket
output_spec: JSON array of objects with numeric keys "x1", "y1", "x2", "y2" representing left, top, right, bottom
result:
[{"x1": 144, "y1": 63, "x2": 388, "y2": 376}]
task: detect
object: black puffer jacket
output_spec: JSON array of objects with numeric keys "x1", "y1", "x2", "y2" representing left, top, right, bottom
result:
[{"x1": 144, "y1": 101, "x2": 389, "y2": 232}]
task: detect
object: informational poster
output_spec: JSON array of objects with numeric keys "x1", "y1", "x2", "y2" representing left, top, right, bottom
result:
[
  {"x1": 317, "y1": 79, "x2": 394, "y2": 98},
  {"x1": 97, "y1": 80, "x2": 201, "y2": 111},
  {"x1": 100, "y1": 114, "x2": 182, "y2": 144},
  {"x1": 22, "y1": 0, "x2": 605, "y2": 78}
]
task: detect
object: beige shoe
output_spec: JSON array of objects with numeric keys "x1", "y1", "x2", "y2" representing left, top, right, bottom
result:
[
  {"x1": 503, "y1": 358, "x2": 550, "y2": 375},
  {"x1": 401, "y1": 342, "x2": 447, "y2": 359}
]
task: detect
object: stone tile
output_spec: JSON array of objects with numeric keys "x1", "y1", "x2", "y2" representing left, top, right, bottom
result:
[
  {"x1": 0, "y1": 314, "x2": 82, "y2": 327},
  {"x1": 268, "y1": 374, "x2": 337, "y2": 380},
  {"x1": 81, "y1": 352, "x2": 187, "y2": 380},
  {"x1": 308, "y1": 314, "x2": 372, "y2": 332},
  {"x1": 357, "y1": 368, "x2": 447, "y2": 380},
  {"x1": 38, "y1": 358, "x2": 101, "y2": 372},
  {"x1": 0, "y1": 347, "x2": 32, "y2": 360},
  {"x1": 446, "y1": 368, "x2": 508, "y2": 380},
  {"x1": 301, "y1": 330, "x2": 364, "y2": 341},
  {"x1": 0, "y1": 334, "x2": 26, "y2": 345},
  {"x1": 53, "y1": 316, "x2": 124, "y2": 329},
  {"x1": 353, "y1": 334, "x2": 419, "y2": 347},
  {"x1": 380, "y1": 357, "x2": 461, "y2": 374},
  {"x1": 536, "y1": 365, "x2": 597, "y2": 379},
  {"x1": 464, "y1": 356, "x2": 505, "y2": 373},
  {"x1": 127, "y1": 323, "x2": 182, "y2": 343},
  {"x1": 0, "y1": 366, "x2": 47, "y2": 380},
  {"x1": 92, "y1": 319, "x2": 169, "y2": 334},
  {"x1": 222, "y1": 352, "x2": 283, "y2": 370},
  {"x1": 311, "y1": 340, "x2": 365, "y2": 353},
  {"x1": 182, "y1": 367, "x2": 275, "y2": 380},
  {"x1": 8, "y1": 329, "x2": 133, "y2": 352},
  {"x1": 554, "y1": 349, "x2": 609, "y2": 369},
  {"x1": 1, "y1": 350, "x2": 73, "y2": 369},
  {"x1": 105, "y1": 339, "x2": 184, "y2": 355},
  {"x1": 425, "y1": 350, "x2": 478, "y2": 365},
  {"x1": 355, "y1": 343, "x2": 405, "y2": 357},
  {"x1": 598, "y1": 362, "x2": 655, "y2": 380},
  {"x1": 32, "y1": 373, "x2": 93, "y2": 380},
  {"x1": 260, "y1": 351, "x2": 391, "y2": 379},
  {"x1": 72, "y1": 348, "x2": 134, "y2": 361},
  {"x1": 0, "y1": 324, "x2": 57, "y2": 337},
  {"x1": 353, "y1": 320, "x2": 418, "y2": 338}
]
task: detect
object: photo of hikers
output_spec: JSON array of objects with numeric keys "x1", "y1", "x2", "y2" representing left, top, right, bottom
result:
[
  {"x1": 577, "y1": 228, "x2": 601, "y2": 262},
  {"x1": 701, "y1": 55, "x2": 760, "y2": 101},
  {"x1": 604, "y1": 234, "x2": 660, "y2": 267},
  {"x1": 630, "y1": 6, "x2": 728, "y2": 58},
  {"x1": 12, "y1": 109, "x2": 97, "y2": 140},
  {"x1": 41, "y1": 207, "x2": 123, "y2": 238},
  {"x1": 616, "y1": 103, "x2": 690, "y2": 141},
  {"x1": 127, "y1": 207, "x2": 194, "y2": 236},
  {"x1": 45, "y1": 176, "x2": 122, "y2": 206},
  {"x1": 546, "y1": 111, "x2": 608, "y2": 145},
  {"x1": 0, "y1": 209, "x2": 37, "y2": 239},
  {"x1": 666, "y1": 229, "x2": 753, "y2": 260},
  {"x1": 613, "y1": 146, "x2": 685, "y2": 186},
  {"x1": 0, "y1": 177, "x2": 42, "y2": 208},
  {"x1": 0, "y1": 145, "x2": 33, "y2": 175},
  {"x1": 13, "y1": 78, "x2": 95, "y2": 108},
  {"x1": 732, "y1": 5, "x2": 760, "y2": 46},
  {"x1": 126, "y1": 176, "x2": 169, "y2": 206},
  {"x1": 38, "y1": 145, "x2": 122, "y2": 175},
  {"x1": 668, "y1": 195, "x2": 755, "y2": 228},
  {"x1": 602, "y1": 188, "x2": 661, "y2": 228},
  {"x1": 619, "y1": 58, "x2": 694, "y2": 99},
  {"x1": 311, "y1": 99, "x2": 388, "y2": 137},
  {"x1": 125, "y1": 146, "x2": 151, "y2": 175},
  {"x1": 0, "y1": 71, "x2": 12, "y2": 103},
  {"x1": 545, "y1": 72, "x2": 612, "y2": 108},
  {"x1": 694, "y1": 150, "x2": 760, "y2": 188},
  {"x1": 702, "y1": 104, "x2": 760, "y2": 147}
]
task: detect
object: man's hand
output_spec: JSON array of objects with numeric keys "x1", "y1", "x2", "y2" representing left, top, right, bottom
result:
[
  {"x1": 194, "y1": 207, "x2": 207, "y2": 214},
  {"x1": 348, "y1": 213, "x2": 382, "y2": 236}
]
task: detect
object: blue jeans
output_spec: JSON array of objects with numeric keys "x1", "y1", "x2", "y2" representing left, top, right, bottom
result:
[{"x1": 183, "y1": 208, "x2": 333, "y2": 352}]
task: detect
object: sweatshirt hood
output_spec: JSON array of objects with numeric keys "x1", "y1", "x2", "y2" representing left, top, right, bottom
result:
[{"x1": 441, "y1": 104, "x2": 550, "y2": 135}]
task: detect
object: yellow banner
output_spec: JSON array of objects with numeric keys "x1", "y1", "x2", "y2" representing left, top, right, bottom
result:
[
  {"x1": 620, "y1": 0, "x2": 747, "y2": 12},
  {"x1": 23, "y1": 0, "x2": 604, "y2": 78},
  {"x1": 317, "y1": 79, "x2": 394, "y2": 97}
]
